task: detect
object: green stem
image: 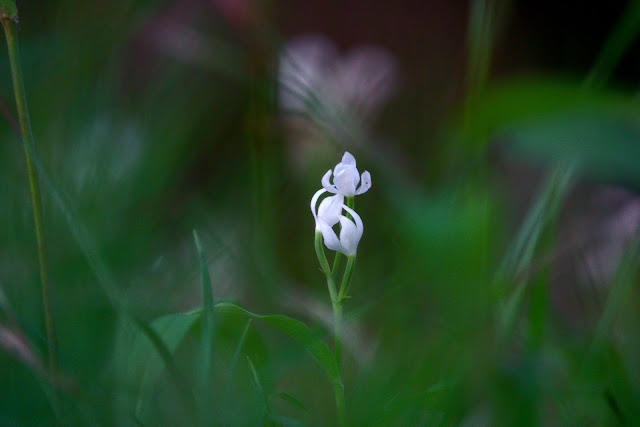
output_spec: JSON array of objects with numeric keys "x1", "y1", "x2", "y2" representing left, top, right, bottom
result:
[
  {"x1": 1, "y1": 14, "x2": 58, "y2": 377},
  {"x1": 332, "y1": 299, "x2": 343, "y2": 368},
  {"x1": 337, "y1": 256, "x2": 357, "y2": 302},
  {"x1": 315, "y1": 232, "x2": 336, "y2": 297},
  {"x1": 331, "y1": 252, "x2": 344, "y2": 276},
  {"x1": 315, "y1": 232, "x2": 341, "y2": 350},
  {"x1": 315, "y1": 231, "x2": 346, "y2": 424},
  {"x1": 346, "y1": 196, "x2": 354, "y2": 216},
  {"x1": 333, "y1": 381, "x2": 346, "y2": 427}
]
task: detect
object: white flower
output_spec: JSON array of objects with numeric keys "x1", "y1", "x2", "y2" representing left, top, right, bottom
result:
[
  {"x1": 311, "y1": 188, "x2": 364, "y2": 256},
  {"x1": 311, "y1": 190, "x2": 364, "y2": 256},
  {"x1": 318, "y1": 205, "x2": 364, "y2": 256},
  {"x1": 321, "y1": 152, "x2": 371, "y2": 197},
  {"x1": 311, "y1": 189, "x2": 344, "y2": 231}
]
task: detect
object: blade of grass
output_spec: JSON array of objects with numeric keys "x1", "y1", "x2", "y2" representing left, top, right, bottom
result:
[
  {"x1": 1, "y1": 6, "x2": 58, "y2": 383},
  {"x1": 246, "y1": 355, "x2": 269, "y2": 420},
  {"x1": 193, "y1": 230, "x2": 215, "y2": 416},
  {"x1": 274, "y1": 392, "x2": 308, "y2": 412},
  {"x1": 585, "y1": 0, "x2": 640, "y2": 88},
  {"x1": 226, "y1": 318, "x2": 252, "y2": 396},
  {"x1": 23, "y1": 115, "x2": 198, "y2": 423},
  {"x1": 496, "y1": 165, "x2": 575, "y2": 281},
  {"x1": 130, "y1": 315, "x2": 198, "y2": 423},
  {"x1": 495, "y1": 164, "x2": 574, "y2": 344}
]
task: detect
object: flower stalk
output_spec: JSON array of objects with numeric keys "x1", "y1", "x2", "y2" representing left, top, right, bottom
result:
[
  {"x1": 311, "y1": 152, "x2": 371, "y2": 426},
  {"x1": 314, "y1": 231, "x2": 346, "y2": 425},
  {"x1": 314, "y1": 231, "x2": 343, "y2": 360},
  {"x1": 1, "y1": 9, "x2": 58, "y2": 377},
  {"x1": 337, "y1": 256, "x2": 356, "y2": 302}
]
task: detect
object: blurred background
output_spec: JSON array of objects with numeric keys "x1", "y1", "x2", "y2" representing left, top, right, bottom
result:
[{"x1": 2, "y1": 0, "x2": 640, "y2": 424}]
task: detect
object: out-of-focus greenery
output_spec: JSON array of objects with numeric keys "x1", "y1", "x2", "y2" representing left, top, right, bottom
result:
[{"x1": 2, "y1": 0, "x2": 640, "y2": 425}]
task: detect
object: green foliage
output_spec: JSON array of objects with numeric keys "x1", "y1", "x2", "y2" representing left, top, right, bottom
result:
[
  {"x1": 457, "y1": 76, "x2": 636, "y2": 148},
  {"x1": 3, "y1": 0, "x2": 640, "y2": 425},
  {"x1": 213, "y1": 302, "x2": 343, "y2": 390},
  {"x1": 112, "y1": 312, "x2": 200, "y2": 424},
  {"x1": 506, "y1": 110, "x2": 640, "y2": 187},
  {"x1": 0, "y1": 0, "x2": 17, "y2": 20}
]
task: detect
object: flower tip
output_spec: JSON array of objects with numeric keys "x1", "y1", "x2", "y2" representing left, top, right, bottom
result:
[
  {"x1": 356, "y1": 170, "x2": 372, "y2": 195},
  {"x1": 321, "y1": 169, "x2": 337, "y2": 193},
  {"x1": 342, "y1": 151, "x2": 356, "y2": 165}
]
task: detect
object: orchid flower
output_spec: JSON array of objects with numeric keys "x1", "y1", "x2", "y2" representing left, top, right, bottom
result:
[
  {"x1": 310, "y1": 151, "x2": 369, "y2": 400},
  {"x1": 321, "y1": 152, "x2": 371, "y2": 197},
  {"x1": 311, "y1": 189, "x2": 344, "y2": 230},
  {"x1": 318, "y1": 205, "x2": 364, "y2": 256},
  {"x1": 312, "y1": 189, "x2": 364, "y2": 256}
]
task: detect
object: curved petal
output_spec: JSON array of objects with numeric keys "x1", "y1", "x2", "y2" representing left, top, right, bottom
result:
[
  {"x1": 334, "y1": 168, "x2": 357, "y2": 196},
  {"x1": 319, "y1": 220, "x2": 346, "y2": 253},
  {"x1": 338, "y1": 215, "x2": 360, "y2": 256},
  {"x1": 351, "y1": 166, "x2": 361, "y2": 187},
  {"x1": 342, "y1": 205, "x2": 363, "y2": 241},
  {"x1": 341, "y1": 151, "x2": 356, "y2": 166},
  {"x1": 317, "y1": 194, "x2": 344, "y2": 227},
  {"x1": 321, "y1": 169, "x2": 337, "y2": 193},
  {"x1": 355, "y1": 170, "x2": 372, "y2": 195},
  {"x1": 311, "y1": 188, "x2": 327, "y2": 227}
]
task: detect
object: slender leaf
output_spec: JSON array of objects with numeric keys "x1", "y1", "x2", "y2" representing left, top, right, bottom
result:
[
  {"x1": 586, "y1": 0, "x2": 640, "y2": 87},
  {"x1": 114, "y1": 311, "x2": 200, "y2": 424},
  {"x1": 273, "y1": 392, "x2": 308, "y2": 412},
  {"x1": 458, "y1": 77, "x2": 635, "y2": 148},
  {"x1": 247, "y1": 355, "x2": 265, "y2": 396},
  {"x1": 212, "y1": 302, "x2": 343, "y2": 389},
  {"x1": 495, "y1": 165, "x2": 574, "y2": 343},
  {"x1": 193, "y1": 230, "x2": 215, "y2": 408},
  {"x1": 269, "y1": 414, "x2": 306, "y2": 427},
  {"x1": 505, "y1": 111, "x2": 640, "y2": 188},
  {"x1": 228, "y1": 319, "x2": 252, "y2": 386}
]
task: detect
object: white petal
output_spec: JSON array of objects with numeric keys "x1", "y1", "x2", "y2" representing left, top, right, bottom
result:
[
  {"x1": 321, "y1": 169, "x2": 337, "y2": 193},
  {"x1": 317, "y1": 194, "x2": 344, "y2": 226},
  {"x1": 341, "y1": 152, "x2": 356, "y2": 166},
  {"x1": 342, "y1": 205, "x2": 363, "y2": 241},
  {"x1": 338, "y1": 216, "x2": 360, "y2": 255},
  {"x1": 311, "y1": 188, "x2": 327, "y2": 227},
  {"x1": 319, "y1": 220, "x2": 346, "y2": 253},
  {"x1": 351, "y1": 166, "x2": 360, "y2": 187},
  {"x1": 355, "y1": 171, "x2": 372, "y2": 195},
  {"x1": 334, "y1": 168, "x2": 357, "y2": 196}
]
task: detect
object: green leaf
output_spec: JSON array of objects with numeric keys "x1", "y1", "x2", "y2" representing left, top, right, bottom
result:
[
  {"x1": 193, "y1": 230, "x2": 215, "y2": 401},
  {"x1": 269, "y1": 414, "x2": 306, "y2": 427},
  {"x1": 247, "y1": 355, "x2": 270, "y2": 422},
  {"x1": 495, "y1": 165, "x2": 574, "y2": 343},
  {"x1": 505, "y1": 111, "x2": 640, "y2": 188},
  {"x1": 228, "y1": 319, "x2": 252, "y2": 384},
  {"x1": 246, "y1": 355, "x2": 264, "y2": 395},
  {"x1": 457, "y1": 77, "x2": 635, "y2": 148},
  {"x1": 113, "y1": 311, "x2": 200, "y2": 424},
  {"x1": 213, "y1": 302, "x2": 343, "y2": 389},
  {"x1": 586, "y1": 0, "x2": 640, "y2": 87},
  {"x1": 273, "y1": 392, "x2": 308, "y2": 412},
  {"x1": 0, "y1": 0, "x2": 17, "y2": 20}
]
